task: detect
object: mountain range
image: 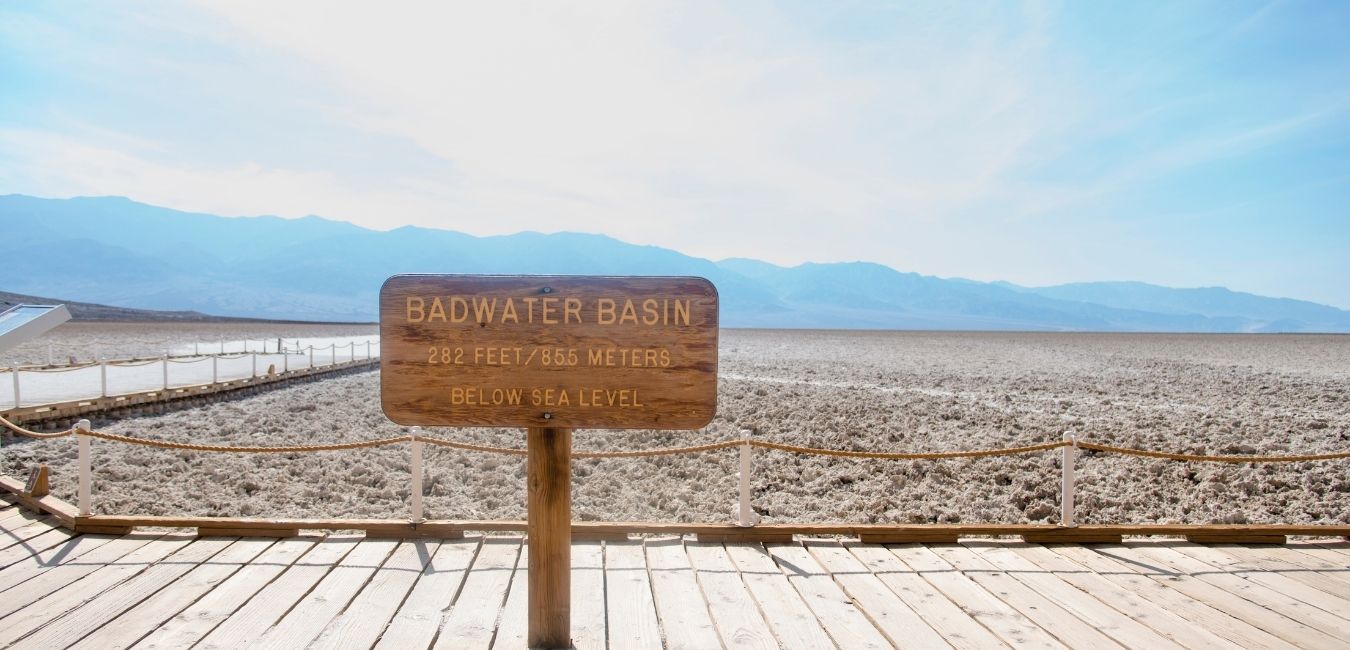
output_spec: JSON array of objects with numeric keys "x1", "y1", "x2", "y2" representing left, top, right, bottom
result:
[{"x1": 4, "y1": 194, "x2": 1348, "y2": 332}]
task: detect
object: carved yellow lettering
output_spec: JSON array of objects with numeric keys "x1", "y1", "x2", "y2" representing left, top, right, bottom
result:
[
  {"x1": 541, "y1": 297, "x2": 559, "y2": 324},
  {"x1": 522, "y1": 297, "x2": 538, "y2": 323},
  {"x1": 597, "y1": 298, "x2": 616, "y2": 324},
  {"x1": 450, "y1": 297, "x2": 469, "y2": 322},
  {"x1": 642, "y1": 299, "x2": 658, "y2": 325},
  {"x1": 501, "y1": 298, "x2": 519, "y2": 324},
  {"x1": 619, "y1": 299, "x2": 638, "y2": 325},
  {"x1": 564, "y1": 298, "x2": 582, "y2": 324},
  {"x1": 406, "y1": 297, "x2": 425, "y2": 323},
  {"x1": 428, "y1": 297, "x2": 446, "y2": 322},
  {"x1": 674, "y1": 299, "x2": 690, "y2": 325},
  {"x1": 472, "y1": 297, "x2": 497, "y2": 323},
  {"x1": 588, "y1": 348, "x2": 604, "y2": 366}
]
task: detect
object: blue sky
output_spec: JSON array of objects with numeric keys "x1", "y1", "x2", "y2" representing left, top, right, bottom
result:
[{"x1": 2, "y1": 1, "x2": 1348, "y2": 307}]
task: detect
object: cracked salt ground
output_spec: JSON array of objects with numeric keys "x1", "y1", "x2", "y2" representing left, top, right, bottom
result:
[{"x1": 2, "y1": 327, "x2": 1347, "y2": 526}]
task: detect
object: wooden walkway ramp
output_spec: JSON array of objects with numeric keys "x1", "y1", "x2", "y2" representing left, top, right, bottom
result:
[{"x1": 2, "y1": 500, "x2": 1349, "y2": 648}]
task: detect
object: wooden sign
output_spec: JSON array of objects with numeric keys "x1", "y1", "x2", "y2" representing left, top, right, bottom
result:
[{"x1": 379, "y1": 275, "x2": 718, "y2": 429}]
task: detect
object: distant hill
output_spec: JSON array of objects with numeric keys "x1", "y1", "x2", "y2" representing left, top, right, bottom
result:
[
  {"x1": 4, "y1": 194, "x2": 1348, "y2": 332},
  {"x1": 0, "y1": 291, "x2": 347, "y2": 323}
]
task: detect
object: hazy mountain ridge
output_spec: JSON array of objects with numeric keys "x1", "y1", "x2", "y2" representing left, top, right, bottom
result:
[{"x1": 4, "y1": 194, "x2": 1347, "y2": 332}]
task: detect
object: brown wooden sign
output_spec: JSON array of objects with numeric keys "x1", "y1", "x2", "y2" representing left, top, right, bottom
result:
[{"x1": 379, "y1": 275, "x2": 718, "y2": 429}]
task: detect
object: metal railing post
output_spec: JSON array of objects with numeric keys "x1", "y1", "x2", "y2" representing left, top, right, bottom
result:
[
  {"x1": 367, "y1": 341, "x2": 372, "y2": 360},
  {"x1": 100, "y1": 358, "x2": 108, "y2": 398},
  {"x1": 330, "y1": 343, "x2": 336, "y2": 367},
  {"x1": 410, "y1": 427, "x2": 424, "y2": 523},
  {"x1": 283, "y1": 346, "x2": 289, "y2": 373},
  {"x1": 212, "y1": 355, "x2": 218, "y2": 384},
  {"x1": 10, "y1": 365, "x2": 18, "y2": 409},
  {"x1": 1062, "y1": 431, "x2": 1077, "y2": 527},
  {"x1": 252, "y1": 352, "x2": 258, "y2": 378},
  {"x1": 309, "y1": 345, "x2": 314, "y2": 369},
  {"x1": 76, "y1": 419, "x2": 92, "y2": 516},
  {"x1": 162, "y1": 352, "x2": 169, "y2": 391},
  {"x1": 737, "y1": 429, "x2": 760, "y2": 527}
]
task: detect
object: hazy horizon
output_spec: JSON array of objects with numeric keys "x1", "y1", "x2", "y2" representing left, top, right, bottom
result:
[{"x1": 2, "y1": 3, "x2": 1347, "y2": 308}]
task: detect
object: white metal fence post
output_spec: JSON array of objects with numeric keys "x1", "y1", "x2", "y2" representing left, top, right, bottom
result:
[
  {"x1": 330, "y1": 343, "x2": 336, "y2": 367},
  {"x1": 367, "y1": 341, "x2": 372, "y2": 360},
  {"x1": 212, "y1": 355, "x2": 218, "y2": 384},
  {"x1": 47, "y1": 343, "x2": 53, "y2": 366},
  {"x1": 10, "y1": 365, "x2": 18, "y2": 409},
  {"x1": 410, "y1": 427, "x2": 424, "y2": 523},
  {"x1": 283, "y1": 346, "x2": 289, "y2": 373},
  {"x1": 76, "y1": 419, "x2": 92, "y2": 516},
  {"x1": 162, "y1": 352, "x2": 169, "y2": 391},
  {"x1": 309, "y1": 346, "x2": 314, "y2": 369},
  {"x1": 100, "y1": 358, "x2": 108, "y2": 398},
  {"x1": 252, "y1": 352, "x2": 258, "y2": 378},
  {"x1": 220, "y1": 338, "x2": 225, "y2": 354},
  {"x1": 737, "y1": 429, "x2": 760, "y2": 527},
  {"x1": 1062, "y1": 431, "x2": 1077, "y2": 527}
]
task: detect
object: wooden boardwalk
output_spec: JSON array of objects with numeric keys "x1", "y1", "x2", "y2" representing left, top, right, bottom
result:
[{"x1": 2, "y1": 500, "x2": 1349, "y2": 648}]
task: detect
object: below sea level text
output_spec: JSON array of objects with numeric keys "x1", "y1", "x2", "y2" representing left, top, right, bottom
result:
[{"x1": 449, "y1": 386, "x2": 645, "y2": 408}]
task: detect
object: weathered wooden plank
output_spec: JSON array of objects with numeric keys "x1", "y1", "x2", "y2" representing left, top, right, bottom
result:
[
  {"x1": 768, "y1": 543, "x2": 892, "y2": 649},
  {"x1": 0, "y1": 533, "x2": 190, "y2": 646},
  {"x1": 0, "y1": 526, "x2": 74, "y2": 570},
  {"x1": 888, "y1": 544, "x2": 1066, "y2": 649},
  {"x1": 952, "y1": 542, "x2": 1177, "y2": 649},
  {"x1": 130, "y1": 537, "x2": 319, "y2": 650},
  {"x1": 645, "y1": 538, "x2": 723, "y2": 649},
  {"x1": 724, "y1": 541, "x2": 835, "y2": 649},
  {"x1": 193, "y1": 535, "x2": 359, "y2": 649},
  {"x1": 253, "y1": 537, "x2": 400, "y2": 649},
  {"x1": 373, "y1": 537, "x2": 481, "y2": 650},
  {"x1": 686, "y1": 541, "x2": 778, "y2": 650},
  {"x1": 1047, "y1": 544, "x2": 1298, "y2": 650},
  {"x1": 846, "y1": 543, "x2": 1006, "y2": 650},
  {"x1": 0, "y1": 532, "x2": 119, "y2": 595},
  {"x1": 310, "y1": 539, "x2": 442, "y2": 650},
  {"x1": 1169, "y1": 543, "x2": 1350, "y2": 611},
  {"x1": 605, "y1": 540, "x2": 664, "y2": 650},
  {"x1": 1124, "y1": 542, "x2": 1350, "y2": 642},
  {"x1": 1088, "y1": 544, "x2": 1335, "y2": 648},
  {"x1": 930, "y1": 543, "x2": 1125, "y2": 649},
  {"x1": 432, "y1": 536, "x2": 522, "y2": 650},
  {"x1": 571, "y1": 540, "x2": 608, "y2": 650},
  {"x1": 491, "y1": 543, "x2": 529, "y2": 650},
  {"x1": 0, "y1": 514, "x2": 60, "y2": 550},
  {"x1": 59, "y1": 537, "x2": 270, "y2": 650},
  {"x1": 805, "y1": 541, "x2": 949, "y2": 649},
  {"x1": 1008, "y1": 544, "x2": 1242, "y2": 650}
]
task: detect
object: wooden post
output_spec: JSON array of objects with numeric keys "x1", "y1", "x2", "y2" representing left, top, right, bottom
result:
[
  {"x1": 528, "y1": 426, "x2": 571, "y2": 649},
  {"x1": 76, "y1": 419, "x2": 92, "y2": 516},
  {"x1": 1061, "y1": 431, "x2": 1076, "y2": 527},
  {"x1": 737, "y1": 430, "x2": 759, "y2": 527},
  {"x1": 410, "y1": 426, "x2": 424, "y2": 523}
]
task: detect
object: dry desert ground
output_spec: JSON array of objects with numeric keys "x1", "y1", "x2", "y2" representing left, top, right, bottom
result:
[{"x1": 3, "y1": 325, "x2": 1348, "y2": 526}]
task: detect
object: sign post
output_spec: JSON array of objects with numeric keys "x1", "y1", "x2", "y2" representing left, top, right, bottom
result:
[{"x1": 380, "y1": 275, "x2": 718, "y2": 648}]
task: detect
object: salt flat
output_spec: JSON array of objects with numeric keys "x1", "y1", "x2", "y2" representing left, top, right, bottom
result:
[{"x1": 2, "y1": 327, "x2": 1347, "y2": 526}]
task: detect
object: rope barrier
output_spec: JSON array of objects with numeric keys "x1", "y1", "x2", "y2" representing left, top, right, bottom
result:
[
  {"x1": 749, "y1": 439, "x2": 1068, "y2": 459},
  {"x1": 107, "y1": 359, "x2": 161, "y2": 368},
  {"x1": 1077, "y1": 441, "x2": 1350, "y2": 463},
  {"x1": 4, "y1": 414, "x2": 1347, "y2": 463},
  {"x1": 0, "y1": 415, "x2": 75, "y2": 439},
  {"x1": 81, "y1": 429, "x2": 411, "y2": 453},
  {"x1": 166, "y1": 357, "x2": 210, "y2": 365},
  {"x1": 21, "y1": 363, "x2": 101, "y2": 373}
]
